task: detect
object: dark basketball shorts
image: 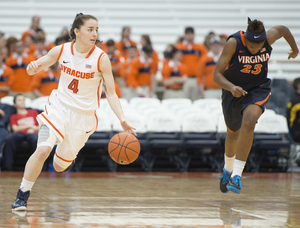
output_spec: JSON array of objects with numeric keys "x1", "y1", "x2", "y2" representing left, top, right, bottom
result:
[{"x1": 221, "y1": 81, "x2": 271, "y2": 132}]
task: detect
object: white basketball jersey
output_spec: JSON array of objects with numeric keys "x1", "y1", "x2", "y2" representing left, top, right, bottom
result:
[{"x1": 56, "y1": 42, "x2": 106, "y2": 115}]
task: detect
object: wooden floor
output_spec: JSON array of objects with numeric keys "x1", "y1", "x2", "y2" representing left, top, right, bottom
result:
[{"x1": 0, "y1": 172, "x2": 299, "y2": 228}]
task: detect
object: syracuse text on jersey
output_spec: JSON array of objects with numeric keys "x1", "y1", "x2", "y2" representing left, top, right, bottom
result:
[{"x1": 60, "y1": 64, "x2": 95, "y2": 79}]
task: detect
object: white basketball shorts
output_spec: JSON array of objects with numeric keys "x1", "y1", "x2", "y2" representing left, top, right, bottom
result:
[{"x1": 36, "y1": 90, "x2": 98, "y2": 168}]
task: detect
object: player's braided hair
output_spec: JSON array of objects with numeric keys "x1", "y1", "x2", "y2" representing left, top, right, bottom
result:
[{"x1": 70, "y1": 13, "x2": 102, "y2": 44}]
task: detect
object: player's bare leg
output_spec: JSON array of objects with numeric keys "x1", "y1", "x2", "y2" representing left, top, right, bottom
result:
[
  {"x1": 12, "y1": 146, "x2": 52, "y2": 211},
  {"x1": 228, "y1": 104, "x2": 263, "y2": 193},
  {"x1": 219, "y1": 129, "x2": 239, "y2": 193}
]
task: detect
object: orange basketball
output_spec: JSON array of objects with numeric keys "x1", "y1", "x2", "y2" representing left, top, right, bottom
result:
[{"x1": 108, "y1": 132, "x2": 140, "y2": 165}]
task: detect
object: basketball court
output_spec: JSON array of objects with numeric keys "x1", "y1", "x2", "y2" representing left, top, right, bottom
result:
[{"x1": 0, "y1": 171, "x2": 299, "y2": 227}]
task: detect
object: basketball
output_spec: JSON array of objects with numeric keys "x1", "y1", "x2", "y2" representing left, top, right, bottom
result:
[{"x1": 108, "y1": 132, "x2": 140, "y2": 165}]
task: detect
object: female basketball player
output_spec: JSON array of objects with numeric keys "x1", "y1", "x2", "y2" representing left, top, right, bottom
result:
[
  {"x1": 214, "y1": 18, "x2": 298, "y2": 194},
  {"x1": 12, "y1": 13, "x2": 136, "y2": 210}
]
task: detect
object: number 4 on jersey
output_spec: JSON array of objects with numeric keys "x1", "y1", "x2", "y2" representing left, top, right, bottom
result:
[{"x1": 68, "y1": 79, "x2": 79, "y2": 93}]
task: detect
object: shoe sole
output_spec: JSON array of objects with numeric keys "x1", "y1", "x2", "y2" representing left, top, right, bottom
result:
[
  {"x1": 12, "y1": 206, "x2": 27, "y2": 211},
  {"x1": 227, "y1": 186, "x2": 240, "y2": 194}
]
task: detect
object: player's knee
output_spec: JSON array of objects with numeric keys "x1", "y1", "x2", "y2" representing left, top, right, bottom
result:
[
  {"x1": 227, "y1": 131, "x2": 239, "y2": 141},
  {"x1": 53, "y1": 161, "x2": 65, "y2": 172},
  {"x1": 242, "y1": 117, "x2": 257, "y2": 130},
  {"x1": 35, "y1": 146, "x2": 52, "y2": 162}
]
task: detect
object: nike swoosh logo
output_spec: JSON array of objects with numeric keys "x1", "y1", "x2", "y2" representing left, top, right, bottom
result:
[
  {"x1": 239, "y1": 50, "x2": 245, "y2": 53},
  {"x1": 254, "y1": 35, "x2": 260, "y2": 38},
  {"x1": 86, "y1": 130, "x2": 92, "y2": 134},
  {"x1": 63, "y1": 60, "x2": 69, "y2": 64}
]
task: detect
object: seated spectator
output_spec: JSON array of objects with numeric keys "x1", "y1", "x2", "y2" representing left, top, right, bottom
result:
[
  {"x1": 203, "y1": 31, "x2": 216, "y2": 51},
  {"x1": 161, "y1": 45, "x2": 188, "y2": 99},
  {"x1": 287, "y1": 77, "x2": 300, "y2": 143},
  {"x1": 127, "y1": 45, "x2": 156, "y2": 98},
  {"x1": 196, "y1": 36, "x2": 222, "y2": 99},
  {"x1": 1, "y1": 94, "x2": 39, "y2": 170},
  {"x1": 116, "y1": 26, "x2": 137, "y2": 59},
  {"x1": 0, "y1": 48, "x2": 15, "y2": 98},
  {"x1": 140, "y1": 35, "x2": 159, "y2": 73},
  {"x1": 0, "y1": 101, "x2": 16, "y2": 169},
  {"x1": 5, "y1": 40, "x2": 36, "y2": 99},
  {"x1": 23, "y1": 35, "x2": 34, "y2": 55},
  {"x1": 31, "y1": 62, "x2": 60, "y2": 97}
]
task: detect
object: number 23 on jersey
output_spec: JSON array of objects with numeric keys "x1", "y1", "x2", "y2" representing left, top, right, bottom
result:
[{"x1": 240, "y1": 64, "x2": 262, "y2": 75}]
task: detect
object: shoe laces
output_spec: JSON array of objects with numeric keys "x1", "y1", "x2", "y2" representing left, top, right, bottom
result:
[
  {"x1": 232, "y1": 176, "x2": 241, "y2": 186},
  {"x1": 219, "y1": 170, "x2": 231, "y2": 184},
  {"x1": 17, "y1": 190, "x2": 30, "y2": 202}
]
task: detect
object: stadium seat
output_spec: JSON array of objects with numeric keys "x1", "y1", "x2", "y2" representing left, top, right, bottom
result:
[
  {"x1": 182, "y1": 113, "x2": 221, "y2": 171},
  {"x1": 161, "y1": 98, "x2": 192, "y2": 109},
  {"x1": 130, "y1": 97, "x2": 161, "y2": 109},
  {"x1": 30, "y1": 96, "x2": 49, "y2": 111}
]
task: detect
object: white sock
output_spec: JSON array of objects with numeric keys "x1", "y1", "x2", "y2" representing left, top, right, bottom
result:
[
  {"x1": 20, "y1": 178, "x2": 35, "y2": 192},
  {"x1": 232, "y1": 159, "x2": 246, "y2": 177},
  {"x1": 224, "y1": 154, "x2": 235, "y2": 173}
]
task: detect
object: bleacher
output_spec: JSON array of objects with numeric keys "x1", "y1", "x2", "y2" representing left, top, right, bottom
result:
[
  {"x1": 0, "y1": 0, "x2": 300, "y2": 80},
  {"x1": 1, "y1": 95, "x2": 292, "y2": 172},
  {"x1": 0, "y1": 0, "x2": 299, "y2": 172}
]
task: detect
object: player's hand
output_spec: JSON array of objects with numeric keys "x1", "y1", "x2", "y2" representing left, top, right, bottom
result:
[
  {"x1": 136, "y1": 87, "x2": 145, "y2": 97},
  {"x1": 27, "y1": 60, "x2": 41, "y2": 74},
  {"x1": 0, "y1": 109, "x2": 5, "y2": 117},
  {"x1": 230, "y1": 86, "x2": 248, "y2": 98},
  {"x1": 27, "y1": 128, "x2": 35, "y2": 134},
  {"x1": 120, "y1": 119, "x2": 137, "y2": 136},
  {"x1": 288, "y1": 48, "x2": 299, "y2": 59}
]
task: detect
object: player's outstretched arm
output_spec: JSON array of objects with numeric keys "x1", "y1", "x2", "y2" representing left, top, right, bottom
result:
[
  {"x1": 26, "y1": 45, "x2": 62, "y2": 75},
  {"x1": 267, "y1": 25, "x2": 299, "y2": 59},
  {"x1": 100, "y1": 54, "x2": 137, "y2": 135},
  {"x1": 213, "y1": 38, "x2": 248, "y2": 97}
]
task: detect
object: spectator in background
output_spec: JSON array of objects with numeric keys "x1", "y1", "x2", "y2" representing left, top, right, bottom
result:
[
  {"x1": 0, "y1": 32, "x2": 6, "y2": 60},
  {"x1": 0, "y1": 48, "x2": 15, "y2": 98},
  {"x1": 5, "y1": 40, "x2": 36, "y2": 99},
  {"x1": 163, "y1": 44, "x2": 173, "y2": 65},
  {"x1": 219, "y1": 33, "x2": 228, "y2": 47},
  {"x1": 32, "y1": 38, "x2": 48, "y2": 59},
  {"x1": 116, "y1": 26, "x2": 137, "y2": 59},
  {"x1": 28, "y1": 28, "x2": 54, "y2": 55},
  {"x1": 59, "y1": 27, "x2": 69, "y2": 37},
  {"x1": 31, "y1": 62, "x2": 60, "y2": 97},
  {"x1": 1, "y1": 94, "x2": 39, "y2": 170},
  {"x1": 106, "y1": 39, "x2": 125, "y2": 85},
  {"x1": 161, "y1": 45, "x2": 188, "y2": 99},
  {"x1": 175, "y1": 27, "x2": 207, "y2": 101},
  {"x1": 127, "y1": 45, "x2": 156, "y2": 98},
  {"x1": 0, "y1": 101, "x2": 16, "y2": 169},
  {"x1": 140, "y1": 35, "x2": 159, "y2": 73},
  {"x1": 287, "y1": 77, "x2": 300, "y2": 143},
  {"x1": 120, "y1": 45, "x2": 138, "y2": 100},
  {"x1": 196, "y1": 36, "x2": 222, "y2": 99},
  {"x1": 176, "y1": 36, "x2": 184, "y2": 44},
  {"x1": 21, "y1": 16, "x2": 41, "y2": 42},
  {"x1": 6, "y1": 36, "x2": 18, "y2": 58},
  {"x1": 203, "y1": 31, "x2": 216, "y2": 51},
  {"x1": 54, "y1": 35, "x2": 69, "y2": 46},
  {"x1": 23, "y1": 35, "x2": 34, "y2": 55}
]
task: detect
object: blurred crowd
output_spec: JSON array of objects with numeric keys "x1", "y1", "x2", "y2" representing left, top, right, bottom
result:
[{"x1": 0, "y1": 15, "x2": 229, "y2": 102}]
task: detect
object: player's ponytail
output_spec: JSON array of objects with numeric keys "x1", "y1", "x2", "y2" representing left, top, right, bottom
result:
[{"x1": 70, "y1": 13, "x2": 102, "y2": 44}]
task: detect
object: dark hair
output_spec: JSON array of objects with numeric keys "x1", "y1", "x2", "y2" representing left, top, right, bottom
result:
[
  {"x1": 106, "y1": 39, "x2": 115, "y2": 47},
  {"x1": 141, "y1": 35, "x2": 151, "y2": 46},
  {"x1": 13, "y1": 93, "x2": 24, "y2": 104},
  {"x1": 70, "y1": 13, "x2": 100, "y2": 43},
  {"x1": 247, "y1": 19, "x2": 266, "y2": 44},
  {"x1": 35, "y1": 37, "x2": 44, "y2": 44},
  {"x1": 293, "y1": 77, "x2": 300, "y2": 91},
  {"x1": 185, "y1": 27, "x2": 194, "y2": 34},
  {"x1": 170, "y1": 45, "x2": 180, "y2": 58},
  {"x1": 121, "y1": 26, "x2": 130, "y2": 38},
  {"x1": 142, "y1": 45, "x2": 153, "y2": 55}
]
